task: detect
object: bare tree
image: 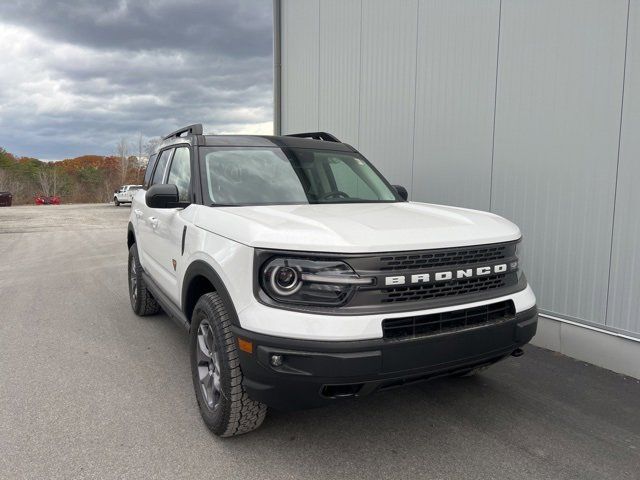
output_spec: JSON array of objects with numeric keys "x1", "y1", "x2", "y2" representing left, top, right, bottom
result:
[
  {"x1": 1, "y1": 168, "x2": 26, "y2": 202},
  {"x1": 37, "y1": 166, "x2": 59, "y2": 196},
  {"x1": 135, "y1": 132, "x2": 148, "y2": 179},
  {"x1": 137, "y1": 132, "x2": 144, "y2": 161},
  {"x1": 0, "y1": 169, "x2": 9, "y2": 191},
  {"x1": 145, "y1": 137, "x2": 161, "y2": 157},
  {"x1": 116, "y1": 137, "x2": 130, "y2": 185}
]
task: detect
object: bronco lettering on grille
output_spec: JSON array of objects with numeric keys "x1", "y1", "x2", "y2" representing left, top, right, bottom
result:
[{"x1": 384, "y1": 263, "x2": 512, "y2": 286}]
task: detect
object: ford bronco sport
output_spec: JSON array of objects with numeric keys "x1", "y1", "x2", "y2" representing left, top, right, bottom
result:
[{"x1": 127, "y1": 124, "x2": 537, "y2": 437}]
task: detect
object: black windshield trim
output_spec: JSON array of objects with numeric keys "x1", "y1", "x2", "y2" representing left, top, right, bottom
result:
[{"x1": 209, "y1": 199, "x2": 401, "y2": 207}]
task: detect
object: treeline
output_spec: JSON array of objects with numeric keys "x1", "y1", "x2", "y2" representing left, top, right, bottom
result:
[{"x1": 0, "y1": 141, "x2": 157, "y2": 204}]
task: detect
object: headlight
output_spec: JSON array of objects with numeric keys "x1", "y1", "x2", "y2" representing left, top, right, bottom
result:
[
  {"x1": 513, "y1": 239, "x2": 522, "y2": 279},
  {"x1": 260, "y1": 257, "x2": 373, "y2": 306},
  {"x1": 269, "y1": 265, "x2": 302, "y2": 296}
]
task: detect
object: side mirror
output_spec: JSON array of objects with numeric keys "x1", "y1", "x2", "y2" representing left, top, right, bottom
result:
[
  {"x1": 146, "y1": 184, "x2": 179, "y2": 208},
  {"x1": 393, "y1": 185, "x2": 408, "y2": 201}
]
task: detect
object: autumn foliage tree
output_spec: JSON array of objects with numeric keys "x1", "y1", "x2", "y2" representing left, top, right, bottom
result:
[{"x1": 0, "y1": 145, "x2": 146, "y2": 205}]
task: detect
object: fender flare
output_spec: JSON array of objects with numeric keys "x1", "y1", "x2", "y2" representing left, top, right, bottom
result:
[{"x1": 182, "y1": 260, "x2": 240, "y2": 328}]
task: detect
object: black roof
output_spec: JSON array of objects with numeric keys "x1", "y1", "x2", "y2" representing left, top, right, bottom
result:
[
  {"x1": 202, "y1": 135, "x2": 354, "y2": 151},
  {"x1": 157, "y1": 124, "x2": 355, "y2": 152}
]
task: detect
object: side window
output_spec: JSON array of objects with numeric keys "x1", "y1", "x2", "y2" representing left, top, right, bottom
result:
[
  {"x1": 151, "y1": 149, "x2": 173, "y2": 186},
  {"x1": 166, "y1": 147, "x2": 191, "y2": 202},
  {"x1": 143, "y1": 154, "x2": 157, "y2": 189}
]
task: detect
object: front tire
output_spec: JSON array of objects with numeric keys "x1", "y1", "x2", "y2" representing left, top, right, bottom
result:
[
  {"x1": 128, "y1": 244, "x2": 160, "y2": 316},
  {"x1": 190, "y1": 292, "x2": 267, "y2": 437},
  {"x1": 114, "y1": 197, "x2": 120, "y2": 206}
]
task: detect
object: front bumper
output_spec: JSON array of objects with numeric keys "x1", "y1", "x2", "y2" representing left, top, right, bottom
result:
[{"x1": 234, "y1": 306, "x2": 537, "y2": 410}]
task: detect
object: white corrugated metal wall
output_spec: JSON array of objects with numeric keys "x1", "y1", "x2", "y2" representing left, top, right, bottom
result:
[{"x1": 279, "y1": 0, "x2": 640, "y2": 345}]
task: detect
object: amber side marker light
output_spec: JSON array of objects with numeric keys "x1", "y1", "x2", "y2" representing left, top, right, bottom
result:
[{"x1": 238, "y1": 338, "x2": 253, "y2": 354}]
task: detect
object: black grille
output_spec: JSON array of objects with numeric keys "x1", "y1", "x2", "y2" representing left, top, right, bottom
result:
[
  {"x1": 380, "y1": 273, "x2": 516, "y2": 303},
  {"x1": 377, "y1": 244, "x2": 512, "y2": 271},
  {"x1": 344, "y1": 241, "x2": 520, "y2": 309},
  {"x1": 382, "y1": 300, "x2": 516, "y2": 340}
]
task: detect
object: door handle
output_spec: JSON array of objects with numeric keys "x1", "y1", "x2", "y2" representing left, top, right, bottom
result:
[
  {"x1": 149, "y1": 216, "x2": 158, "y2": 229},
  {"x1": 134, "y1": 209, "x2": 143, "y2": 218}
]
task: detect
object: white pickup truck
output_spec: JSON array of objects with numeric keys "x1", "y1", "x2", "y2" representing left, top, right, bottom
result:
[
  {"x1": 126, "y1": 124, "x2": 537, "y2": 437},
  {"x1": 114, "y1": 185, "x2": 142, "y2": 206}
]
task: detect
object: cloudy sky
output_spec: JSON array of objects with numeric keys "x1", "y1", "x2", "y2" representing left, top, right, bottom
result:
[{"x1": 0, "y1": 0, "x2": 273, "y2": 160}]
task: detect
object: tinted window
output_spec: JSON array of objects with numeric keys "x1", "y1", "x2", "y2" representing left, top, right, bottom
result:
[
  {"x1": 325, "y1": 154, "x2": 378, "y2": 199},
  {"x1": 203, "y1": 148, "x2": 307, "y2": 205},
  {"x1": 167, "y1": 147, "x2": 191, "y2": 202},
  {"x1": 201, "y1": 147, "x2": 398, "y2": 206},
  {"x1": 143, "y1": 154, "x2": 157, "y2": 188},
  {"x1": 151, "y1": 149, "x2": 173, "y2": 186}
]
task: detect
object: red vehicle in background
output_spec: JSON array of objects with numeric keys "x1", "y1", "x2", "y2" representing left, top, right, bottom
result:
[{"x1": 34, "y1": 194, "x2": 61, "y2": 205}]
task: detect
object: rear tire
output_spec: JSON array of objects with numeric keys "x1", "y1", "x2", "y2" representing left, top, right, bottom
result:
[
  {"x1": 128, "y1": 244, "x2": 160, "y2": 316},
  {"x1": 190, "y1": 292, "x2": 267, "y2": 437}
]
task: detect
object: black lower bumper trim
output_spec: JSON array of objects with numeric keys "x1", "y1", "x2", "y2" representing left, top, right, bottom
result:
[{"x1": 233, "y1": 306, "x2": 537, "y2": 410}]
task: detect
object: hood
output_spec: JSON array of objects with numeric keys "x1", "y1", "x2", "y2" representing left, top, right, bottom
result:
[{"x1": 194, "y1": 202, "x2": 520, "y2": 253}]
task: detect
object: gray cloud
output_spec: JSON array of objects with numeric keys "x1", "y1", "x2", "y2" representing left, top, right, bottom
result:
[{"x1": 0, "y1": 0, "x2": 273, "y2": 159}]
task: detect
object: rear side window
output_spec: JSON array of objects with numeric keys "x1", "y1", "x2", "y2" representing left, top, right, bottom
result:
[
  {"x1": 167, "y1": 147, "x2": 191, "y2": 202},
  {"x1": 151, "y1": 149, "x2": 173, "y2": 186},
  {"x1": 143, "y1": 154, "x2": 157, "y2": 189}
]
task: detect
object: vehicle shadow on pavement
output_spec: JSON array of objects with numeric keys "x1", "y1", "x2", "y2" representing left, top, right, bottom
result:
[{"x1": 205, "y1": 345, "x2": 640, "y2": 480}]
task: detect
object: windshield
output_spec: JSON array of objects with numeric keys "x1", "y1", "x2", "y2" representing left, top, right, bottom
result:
[{"x1": 201, "y1": 147, "x2": 399, "y2": 206}]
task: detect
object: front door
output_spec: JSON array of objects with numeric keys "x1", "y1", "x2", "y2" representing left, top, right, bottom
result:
[
  {"x1": 137, "y1": 148, "x2": 173, "y2": 278},
  {"x1": 145, "y1": 146, "x2": 193, "y2": 304}
]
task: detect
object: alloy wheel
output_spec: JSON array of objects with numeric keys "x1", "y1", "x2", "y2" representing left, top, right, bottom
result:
[
  {"x1": 196, "y1": 320, "x2": 222, "y2": 410},
  {"x1": 129, "y1": 259, "x2": 138, "y2": 302}
]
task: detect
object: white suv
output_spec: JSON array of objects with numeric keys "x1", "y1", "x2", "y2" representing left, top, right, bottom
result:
[
  {"x1": 127, "y1": 124, "x2": 537, "y2": 437},
  {"x1": 114, "y1": 185, "x2": 142, "y2": 206}
]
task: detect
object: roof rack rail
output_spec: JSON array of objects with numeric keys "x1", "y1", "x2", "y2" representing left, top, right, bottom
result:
[
  {"x1": 163, "y1": 124, "x2": 203, "y2": 140},
  {"x1": 285, "y1": 132, "x2": 341, "y2": 142}
]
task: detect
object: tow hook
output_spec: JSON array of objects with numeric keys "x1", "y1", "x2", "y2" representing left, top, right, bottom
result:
[{"x1": 511, "y1": 348, "x2": 524, "y2": 357}]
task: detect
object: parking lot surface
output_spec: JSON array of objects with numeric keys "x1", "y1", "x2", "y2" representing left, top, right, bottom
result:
[{"x1": 1, "y1": 203, "x2": 639, "y2": 480}]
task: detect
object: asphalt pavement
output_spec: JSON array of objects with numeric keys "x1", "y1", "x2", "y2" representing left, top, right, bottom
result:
[{"x1": 1, "y1": 203, "x2": 639, "y2": 480}]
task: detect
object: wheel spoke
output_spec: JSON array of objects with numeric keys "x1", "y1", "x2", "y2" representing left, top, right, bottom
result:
[
  {"x1": 198, "y1": 365, "x2": 209, "y2": 382},
  {"x1": 201, "y1": 384, "x2": 212, "y2": 407},
  {"x1": 205, "y1": 372, "x2": 217, "y2": 407},
  {"x1": 199, "y1": 323, "x2": 213, "y2": 351},
  {"x1": 197, "y1": 338, "x2": 211, "y2": 364},
  {"x1": 129, "y1": 260, "x2": 138, "y2": 300},
  {"x1": 211, "y1": 351, "x2": 220, "y2": 374},
  {"x1": 213, "y1": 371, "x2": 221, "y2": 392}
]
